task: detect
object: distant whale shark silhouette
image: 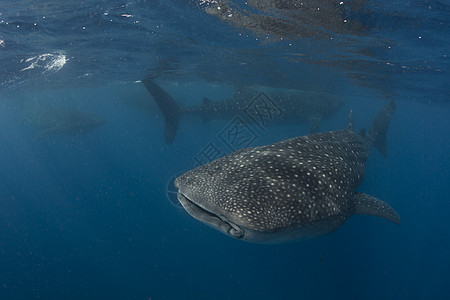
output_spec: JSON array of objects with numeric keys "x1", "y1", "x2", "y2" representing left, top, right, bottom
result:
[
  {"x1": 175, "y1": 100, "x2": 399, "y2": 242},
  {"x1": 142, "y1": 76, "x2": 343, "y2": 144},
  {"x1": 22, "y1": 101, "x2": 105, "y2": 140}
]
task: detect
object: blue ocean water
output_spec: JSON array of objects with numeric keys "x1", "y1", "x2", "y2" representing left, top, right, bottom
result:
[{"x1": 0, "y1": 0, "x2": 449, "y2": 299}]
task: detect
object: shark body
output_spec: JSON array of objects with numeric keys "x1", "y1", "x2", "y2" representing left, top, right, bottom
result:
[
  {"x1": 174, "y1": 101, "x2": 400, "y2": 243},
  {"x1": 22, "y1": 103, "x2": 104, "y2": 140},
  {"x1": 142, "y1": 77, "x2": 343, "y2": 143}
]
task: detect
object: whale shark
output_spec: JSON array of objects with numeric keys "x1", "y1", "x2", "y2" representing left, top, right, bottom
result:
[
  {"x1": 22, "y1": 101, "x2": 105, "y2": 140},
  {"x1": 201, "y1": 0, "x2": 366, "y2": 39},
  {"x1": 174, "y1": 100, "x2": 399, "y2": 243},
  {"x1": 142, "y1": 77, "x2": 343, "y2": 144}
]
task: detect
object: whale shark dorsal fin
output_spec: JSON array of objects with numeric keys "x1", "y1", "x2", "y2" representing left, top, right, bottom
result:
[
  {"x1": 352, "y1": 192, "x2": 401, "y2": 225},
  {"x1": 202, "y1": 97, "x2": 212, "y2": 106},
  {"x1": 308, "y1": 115, "x2": 321, "y2": 133},
  {"x1": 347, "y1": 110, "x2": 354, "y2": 132},
  {"x1": 201, "y1": 97, "x2": 213, "y2": 123},
  {"x1": 234, "y1": 85, "x2": 256, "y2": 100}
]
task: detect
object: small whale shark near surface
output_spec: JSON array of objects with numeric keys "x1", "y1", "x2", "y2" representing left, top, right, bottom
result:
[
  {"x1": 174, "y1": 101, "x2": 400, "y2": 243},
  {"x1": 142, "y1": 76, "x2": 343, "y2": 144}
]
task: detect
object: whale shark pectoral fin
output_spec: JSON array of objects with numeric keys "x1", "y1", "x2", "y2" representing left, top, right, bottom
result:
[{"x1": 352, "y1": 192, "x2": 401, "y2": 225}]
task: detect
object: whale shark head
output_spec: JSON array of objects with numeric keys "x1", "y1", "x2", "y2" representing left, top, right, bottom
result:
[
  {"x1": 174, "y1": 148, "x2": 306, "y2": 243},
  {"x1": 174, "y1": 143, "x2": 358, "y2": 243}
]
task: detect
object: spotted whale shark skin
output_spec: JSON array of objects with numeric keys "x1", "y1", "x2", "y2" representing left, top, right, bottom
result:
[{"x1": 175, "y1": 101, "x2": 400, "y2": 243}]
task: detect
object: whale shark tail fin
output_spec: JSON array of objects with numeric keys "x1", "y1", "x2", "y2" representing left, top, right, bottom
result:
[
  {"x1": 142, "y1": 76, "x2": 181, "y2": 144},
  {"x1": 367, "y1": 100, "x2": 396, "y2": 158}
]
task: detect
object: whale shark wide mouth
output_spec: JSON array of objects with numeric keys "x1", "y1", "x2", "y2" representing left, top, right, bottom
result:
[{"x1": 177, "y1": 192, "x2": 244, "y2": 239}]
